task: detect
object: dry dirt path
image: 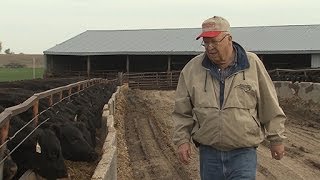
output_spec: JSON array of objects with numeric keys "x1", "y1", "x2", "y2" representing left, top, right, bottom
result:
[{"x1": 115, "y1": 86, "x2": 320, "y2": 180}]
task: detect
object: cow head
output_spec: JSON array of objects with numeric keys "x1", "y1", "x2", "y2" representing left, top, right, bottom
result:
[
  {"x1": 33, "y1": 129, "x2": 68, "y2": 179},
  {"x1": 51, "y1": 123, "x2": 98, "y2": 162}
]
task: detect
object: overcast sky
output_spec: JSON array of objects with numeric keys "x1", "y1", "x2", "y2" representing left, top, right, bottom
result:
[{"x1": 1, "y1": 0, "x2": 320, "y2": 54}]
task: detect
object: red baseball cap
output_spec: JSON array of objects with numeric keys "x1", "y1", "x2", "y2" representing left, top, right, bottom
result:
[{"x1": 196, "y1": 16, "x2": 230, "y2": 40}]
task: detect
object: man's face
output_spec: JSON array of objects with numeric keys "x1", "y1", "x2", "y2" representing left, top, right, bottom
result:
[{"x1": 202, "y1": 33, "x2": 232, "y2": 65}]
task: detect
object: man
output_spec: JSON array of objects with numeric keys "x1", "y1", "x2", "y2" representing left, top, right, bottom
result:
[{"x1": 172, "y1": 16, "x2": 286, "y2": 179}]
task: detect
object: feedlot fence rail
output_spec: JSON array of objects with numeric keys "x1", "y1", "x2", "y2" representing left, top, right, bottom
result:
[
  {"x1": 123, "y1": 68, "x2": 320, "y2": 90},
  {"x1": 0, "y1": 78, "x2": 112, "y2": 179},
  {"x1": 124, "y1": 71, "x2": 180, "y2": 90},
  {"x1": 268, "y1": 68, "x2": 320, "y2": 82},
  {"x1": 52, "y1": 70, "x2": 120, "y2": 80}
]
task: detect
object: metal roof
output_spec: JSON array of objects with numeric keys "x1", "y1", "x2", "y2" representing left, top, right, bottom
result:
[{"x1": 44, "y1": 25, "x2": 320, "y2": 55}]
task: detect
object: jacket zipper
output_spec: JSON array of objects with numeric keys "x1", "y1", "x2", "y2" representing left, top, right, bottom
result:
[{"x1": 219, "y1": 69, "x2": 223, "y2": 146}]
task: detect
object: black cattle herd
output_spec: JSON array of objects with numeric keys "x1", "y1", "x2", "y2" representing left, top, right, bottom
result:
[{"x1": 0, "y1": 78, "x2": 117, "y2": 180}]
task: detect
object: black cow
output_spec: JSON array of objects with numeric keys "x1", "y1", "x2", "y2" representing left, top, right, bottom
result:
[
  {"x1": 73, "y1": 107, "x2": 98, "y2": 147},
  {"x1": 40, "y1": 109, "x2": 98, "y2": 162},
  {"x1": 50, "y1": 122, "x2": 98, "y2": 162},
  {"x1": 7, "y1": 117, "x2": 68, "y2": 180},
  {"x1": 73, "y1": 121, "x2": 94, "y2": 148}
]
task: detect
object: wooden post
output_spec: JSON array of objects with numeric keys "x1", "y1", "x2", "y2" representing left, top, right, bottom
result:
[
  {"x1": 118, "y1": 72, "x2": 123, "y2": 85},
  {"x1": 0, "y1": 120, "x2": 10, "y2": 180},
  {"x1": 126, "y1": 55, "x2": 130, "y2": 73},
  {"x1": 87, "y1": 56, "x2": 91, "y2": 78},
  {"x1": 0, "y1": 121, "x2": 9, "y2": 145},
  {"x1": 59, "y1": 91, "x2": 63, "y2": 101},
  {"x1": 167, "y1": 55, "x2": 171, "y2": 72},
  {"x1": 33, "y1": 100, "x2": 39, "y2": 125},
  {"x1": 304, "y1": 71, "x2": 307, "y2": 79},
  {"x1": 43, "y1": 55, "x2": 48, "y2": 77},
  {"x1": 33, "y1": 57, "x2": 36, "y2": 79},
  {"x1": 68, "y1": 88, "x2": 72, "y2": 100},
  {"x1": 156, "y1": 73, "x2": 159, "y2": 88},
  {"x1": 49, "y1": 95, "x2": 53, "y2": 106},
  {"x1": 170, "y1": 72, "x2": 173, "y2": 87}
]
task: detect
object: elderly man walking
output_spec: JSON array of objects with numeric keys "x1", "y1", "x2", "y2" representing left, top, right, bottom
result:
[{"x1": 172, "y1": 16, "x2": 286, "y2": 180}]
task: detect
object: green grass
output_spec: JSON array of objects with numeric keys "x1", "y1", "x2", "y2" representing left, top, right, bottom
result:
[{"x1": 0, "y1": 67, "x2": 44, "y2": 82}]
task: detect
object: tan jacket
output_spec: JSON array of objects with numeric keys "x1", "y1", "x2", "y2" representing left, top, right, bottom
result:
[{"x1": 172, "y1": 51, "x2": 286, "y2": 151}]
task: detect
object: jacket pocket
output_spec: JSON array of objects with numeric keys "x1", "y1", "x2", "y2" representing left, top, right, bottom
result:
[
  {"x1": 191, "y1": 107, "x2": 220, "y2": 145},
  {"x1": 222, "y1": 108, "x2": 262, "y2": 146},
  {"x1": 249, "y1": 109, "x2": 260, "y2": 128},
  {"x1": 247, "y1": 109, "x2": 261, "y2": 136},
  {"x1": 191, "y1": 113, "x2": 199, "y2": 136}
]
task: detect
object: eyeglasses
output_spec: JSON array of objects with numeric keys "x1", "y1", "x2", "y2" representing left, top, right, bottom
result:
[{"x1": 201, "y1": 34, "x2": 229, "y2": 47}]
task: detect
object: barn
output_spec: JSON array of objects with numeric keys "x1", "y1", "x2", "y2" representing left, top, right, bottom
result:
[{"x1": 43, "y1": 25, "x2": 320, "y2": 78}]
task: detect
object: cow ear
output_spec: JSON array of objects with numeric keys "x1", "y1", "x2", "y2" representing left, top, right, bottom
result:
[
  {"x1": 73, "y1": 114, "x2": 78, "y2": 122},
  {"x1": 36, "y1": 141, "x2": 42, "y2": 154},
  {"x1": 50, "y1": 124, "x2": 61, "y2": 139}
]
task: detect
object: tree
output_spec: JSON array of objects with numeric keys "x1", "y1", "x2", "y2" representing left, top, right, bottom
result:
[
  {"x1": 4, "y1": 48, "x2": 14, "y2": 54},
  {"x1": 0, "y1": 41, "x2": 2, "y2": 53}
]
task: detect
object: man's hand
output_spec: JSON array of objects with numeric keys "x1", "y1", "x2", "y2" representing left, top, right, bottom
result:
[
  {"x1": 270, "y1": 144, "x2": 285, "y2": 160},
  {"x1": 177, "y1": 143, "x2": 191, "y2": 164}
]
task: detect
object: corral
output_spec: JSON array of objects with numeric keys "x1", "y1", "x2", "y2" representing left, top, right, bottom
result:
[{"x1": 0, "y1": 77, "x2": 319, "y2": 179}]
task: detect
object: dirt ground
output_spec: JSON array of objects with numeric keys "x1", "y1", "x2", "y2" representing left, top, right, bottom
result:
[{"x1": 114, "y1": 85, "x2": 320, "y2": 180}]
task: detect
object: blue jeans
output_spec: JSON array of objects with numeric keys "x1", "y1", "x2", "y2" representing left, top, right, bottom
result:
[{"x1": 199, "y1": 145, "x2": 257, "y2": 180}]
